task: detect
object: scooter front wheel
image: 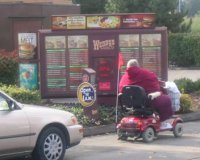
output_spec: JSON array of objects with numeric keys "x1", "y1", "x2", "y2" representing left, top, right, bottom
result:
[
  {"x1": 142, "y1": 127, "x2": 155, "y2": 143},
  {"x1": 173, "y1": 123, "x2": 183, "y2": 137}
]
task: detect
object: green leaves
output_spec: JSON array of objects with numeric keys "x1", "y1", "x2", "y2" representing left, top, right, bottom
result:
[
  {"x1": 0, "y1": 50, "x2": 18, "y2": 85},
  {"x1": 0, "y1": 84, "x2": 41, "y2": 104},
  {"x1": 105, "y1": 0, "x2": 190, "y2": 33},
  {"x1": 180, "y1": 94, "x2": 192, "y2": 113},
  {"x1": 73, "y1": 0, "x2": 106, "y2": 14},
  {"x1": 169, "y1": 33, "x2": 200, "y2": 67}
]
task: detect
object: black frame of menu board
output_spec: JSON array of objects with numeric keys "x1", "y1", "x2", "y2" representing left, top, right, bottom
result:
[{"x1": 38, "y1": 27, "x2": 168, "y2": 99}]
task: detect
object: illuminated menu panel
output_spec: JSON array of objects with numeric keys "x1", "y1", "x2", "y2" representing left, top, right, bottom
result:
[
  {"x1": 68, "y1": 36, "x2": 88, "y2": 91},
  {"x1": 119, "y1": 34, "x2": 162, "y2": 77},
  {"x1": 141, "y1": 34, "x2": 161, "y2": 77},
  {"x1": 119, "y1": 34, "x2": 140, "y2": 75},
  {"x1": 142, "y1": 47, "x2": 161, "y2": 77},
  {"x1": 141, "y1": 34, "x2": 161, "y2": 47},
  {"x1": 46, "y1": 49, "x2": 67, "y2": 93},
  {"x1": 119, "y1": 48, "x2": 140, "y2": 73},
  {"x1": 45, "y1": 36, "x2": 67, "y2": 93}
]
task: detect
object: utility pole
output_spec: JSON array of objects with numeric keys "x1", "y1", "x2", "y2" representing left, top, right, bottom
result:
[{"x1": 178, "y1": 0, "x2": 182, "y2": 12}]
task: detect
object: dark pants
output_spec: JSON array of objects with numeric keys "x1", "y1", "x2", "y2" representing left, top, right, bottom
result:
[{"x1": 150, "y1": 94, "x2": 174, "y2": 122}]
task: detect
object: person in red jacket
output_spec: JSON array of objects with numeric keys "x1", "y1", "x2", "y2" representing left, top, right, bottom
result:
[{"x1": 119, "y1": 59, "x2": 174, "y2": 129}]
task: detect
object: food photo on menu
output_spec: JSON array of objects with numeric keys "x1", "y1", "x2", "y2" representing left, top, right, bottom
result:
[
  {"x1": 45, "y1": 36, "x2": 66, "y2": 49},
  {"x1": 68, "y1": 35, "x2": 88, "y2": 49}
]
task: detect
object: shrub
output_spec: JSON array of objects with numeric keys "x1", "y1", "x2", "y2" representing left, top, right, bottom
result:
[
  {"x1": 0, "y1": 84, "x2": 41, "y2": 104},
  {"x1": 98, "y1": 105, "x2": 115, "y2": 125},
  {"x1": 174, "y1": 78, "x2": 195, "y2": 93},
  {"x1": 180, "y1": 94, "x2": 192, "y2": 113},
  {"x1": 169, "y1": 33, "x2": 200, "y2": 67},
  {"x1": 49, "y1": 104, "x2": 98, "y2": 127},
  {"x1": 0, "y1": 49, "x2": 18, "y2": 85},
  {"x1": 48, "y1": 104, "x2": 116, "y2": 127},
  {"x1": 194, "y1": 79, "x2": 200, "y2": 91}
]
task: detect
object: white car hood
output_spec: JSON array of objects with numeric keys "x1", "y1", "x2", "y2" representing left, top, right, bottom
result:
[
  {"x1": 19, "y1": 103, "x2": 75, "y2": 128},
  {"x1": 21, "y1": 103, "x2": 73, "y2": 117}
]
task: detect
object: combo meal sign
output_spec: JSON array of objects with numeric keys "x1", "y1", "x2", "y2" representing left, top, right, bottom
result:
[{"x1": 51, "y1": 13, "x2": 155, "y2": 30}]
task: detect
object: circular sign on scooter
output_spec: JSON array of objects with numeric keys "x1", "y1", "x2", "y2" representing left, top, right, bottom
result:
[{"x1": 77, "y1": 82, "x2": 96, "y2": 107}]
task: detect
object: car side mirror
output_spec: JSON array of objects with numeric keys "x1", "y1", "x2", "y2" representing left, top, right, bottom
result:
[
  {"x1": 10, "y1": 102, "x2": 15, "y2": 110},
  {"x1": 7, "y1": 99, "x2": 16, "y2": 110}
]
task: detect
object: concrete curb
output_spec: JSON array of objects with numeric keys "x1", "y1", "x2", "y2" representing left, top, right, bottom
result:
[
  {"x1": 84, "y1": 123, "x2": 116, "y2": 137},
  {"x1": 179, "y1": 111, "x2": 200, "y2": 122},
  {"x1": 84, "y1": 111, "x2": 200, "y2": 137}
]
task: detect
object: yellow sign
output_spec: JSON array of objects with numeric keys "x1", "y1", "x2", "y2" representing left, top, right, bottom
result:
[{"x1": 77, "y1": 82, "x2": 96, "y2": 107}]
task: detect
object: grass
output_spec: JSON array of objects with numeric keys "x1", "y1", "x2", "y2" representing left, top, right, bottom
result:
[{"x1": 184, "y1": 15, "x2": 200, "y2": 33}]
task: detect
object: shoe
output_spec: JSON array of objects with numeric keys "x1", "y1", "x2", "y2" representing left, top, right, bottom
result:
[{"x1": 160, "y1": 122, "x2": 172, "y2": 130}]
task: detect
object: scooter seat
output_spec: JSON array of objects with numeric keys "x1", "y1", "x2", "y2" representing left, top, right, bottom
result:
[
  {"x1": 120, "y1": 85, "x2": 146, "y2": 109},
  {"x1": 119, "y1": 85, "x2": 154, "y2": 116}
]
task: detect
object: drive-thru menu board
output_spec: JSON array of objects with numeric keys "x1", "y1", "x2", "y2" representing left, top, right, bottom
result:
[
  {"x1": 38, "y1": 13, "x2": 168, "y2": 99},
  {"x1": 40, "y1": 33, "x2": 89, "y2": 97}
]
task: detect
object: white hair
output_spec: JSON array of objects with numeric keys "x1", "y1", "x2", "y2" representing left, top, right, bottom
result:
[{"x1": 127, "y1": 59, "x2": 139, "y2": 68}]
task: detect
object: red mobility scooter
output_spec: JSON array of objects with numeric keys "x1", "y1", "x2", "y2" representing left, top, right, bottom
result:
[{"x1": 116, "y1": 85, "x2": 183, "y2": 143}]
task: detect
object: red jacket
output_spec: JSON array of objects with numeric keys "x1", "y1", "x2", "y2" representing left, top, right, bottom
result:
[{"x1": 119, "y1": 66, "x2": 161, "y2": 94}]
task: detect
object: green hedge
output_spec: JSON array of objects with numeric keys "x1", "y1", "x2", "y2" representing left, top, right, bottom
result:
[
  {"x1": 0, "y1": 50, "x2": 18, "y2": 84},
  {"x1": 174, "y1": 78, "x2": 200, "y2": 94},
  {"x1": 180, "y1": 94, "x2": 193, "y2": 113},
  {"x1": 0, "y1": 84, "x2": 41, "y2": 104},
  {"x1": 169, "y1": 33, "x2": 200, "y2": 67}
]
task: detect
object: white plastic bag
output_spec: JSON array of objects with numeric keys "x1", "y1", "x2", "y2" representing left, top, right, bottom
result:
[{"x1": 165, "y1": 81, "x2": 181, "y2": 112}]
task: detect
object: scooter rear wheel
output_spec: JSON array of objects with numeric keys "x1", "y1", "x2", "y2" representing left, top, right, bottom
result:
[
  {"x1": 142, "y1": 127, "x2": 155, "y2": 143},
  {"x1": 117, "y1": 129, "x2": 128, "y2": 140},
  {"x1": 173, "y1": 123, "x2": 183, "y2": 137}
]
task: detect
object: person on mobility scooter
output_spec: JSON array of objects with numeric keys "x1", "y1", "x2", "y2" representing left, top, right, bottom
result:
[{"x1": 117, "y1": 59, "x2": 183, "y2": 142}]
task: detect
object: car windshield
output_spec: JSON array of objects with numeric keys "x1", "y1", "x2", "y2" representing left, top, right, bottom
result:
[
  {"x1": 0, "y1": 96, "x2": 9, "y2": 111},
  {"x1": 0, "y1": 91, "x2": 22, "y2": 110}
]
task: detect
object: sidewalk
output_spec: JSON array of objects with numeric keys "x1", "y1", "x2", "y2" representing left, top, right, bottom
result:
[{"x1": 168, "y1": 68, "x2": 200, "y2": 81}]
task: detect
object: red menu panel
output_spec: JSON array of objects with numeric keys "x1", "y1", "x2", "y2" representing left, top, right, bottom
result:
[
  {"x1": 121, "y1": 14, "x2": 155, "y2": 28},
  {"x1": 93, "y1": 57, "x2": 115, "y2": 92}
]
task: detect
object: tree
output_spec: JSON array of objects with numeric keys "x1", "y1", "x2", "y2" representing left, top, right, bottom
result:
[
  {"x1": 105, "y1": 0, "x2": 191, "y2": 33},
  {"x1": 149, "y1": 0, "x2": 191, "y2": 32},
  {"x1": 73, "y1": 0, "x2": 106, "y2": 14},
  {"x1": 184, "y1": 0, "x2": 200, "y2": 17},
  {"x1": 105, "y1": 0, "x2": 152, "y2": 13}
]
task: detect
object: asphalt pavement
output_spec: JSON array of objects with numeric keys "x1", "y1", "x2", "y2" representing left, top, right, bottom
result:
[{"x1": 66, "y1": 121, "x2": 200, "y2": 160}]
